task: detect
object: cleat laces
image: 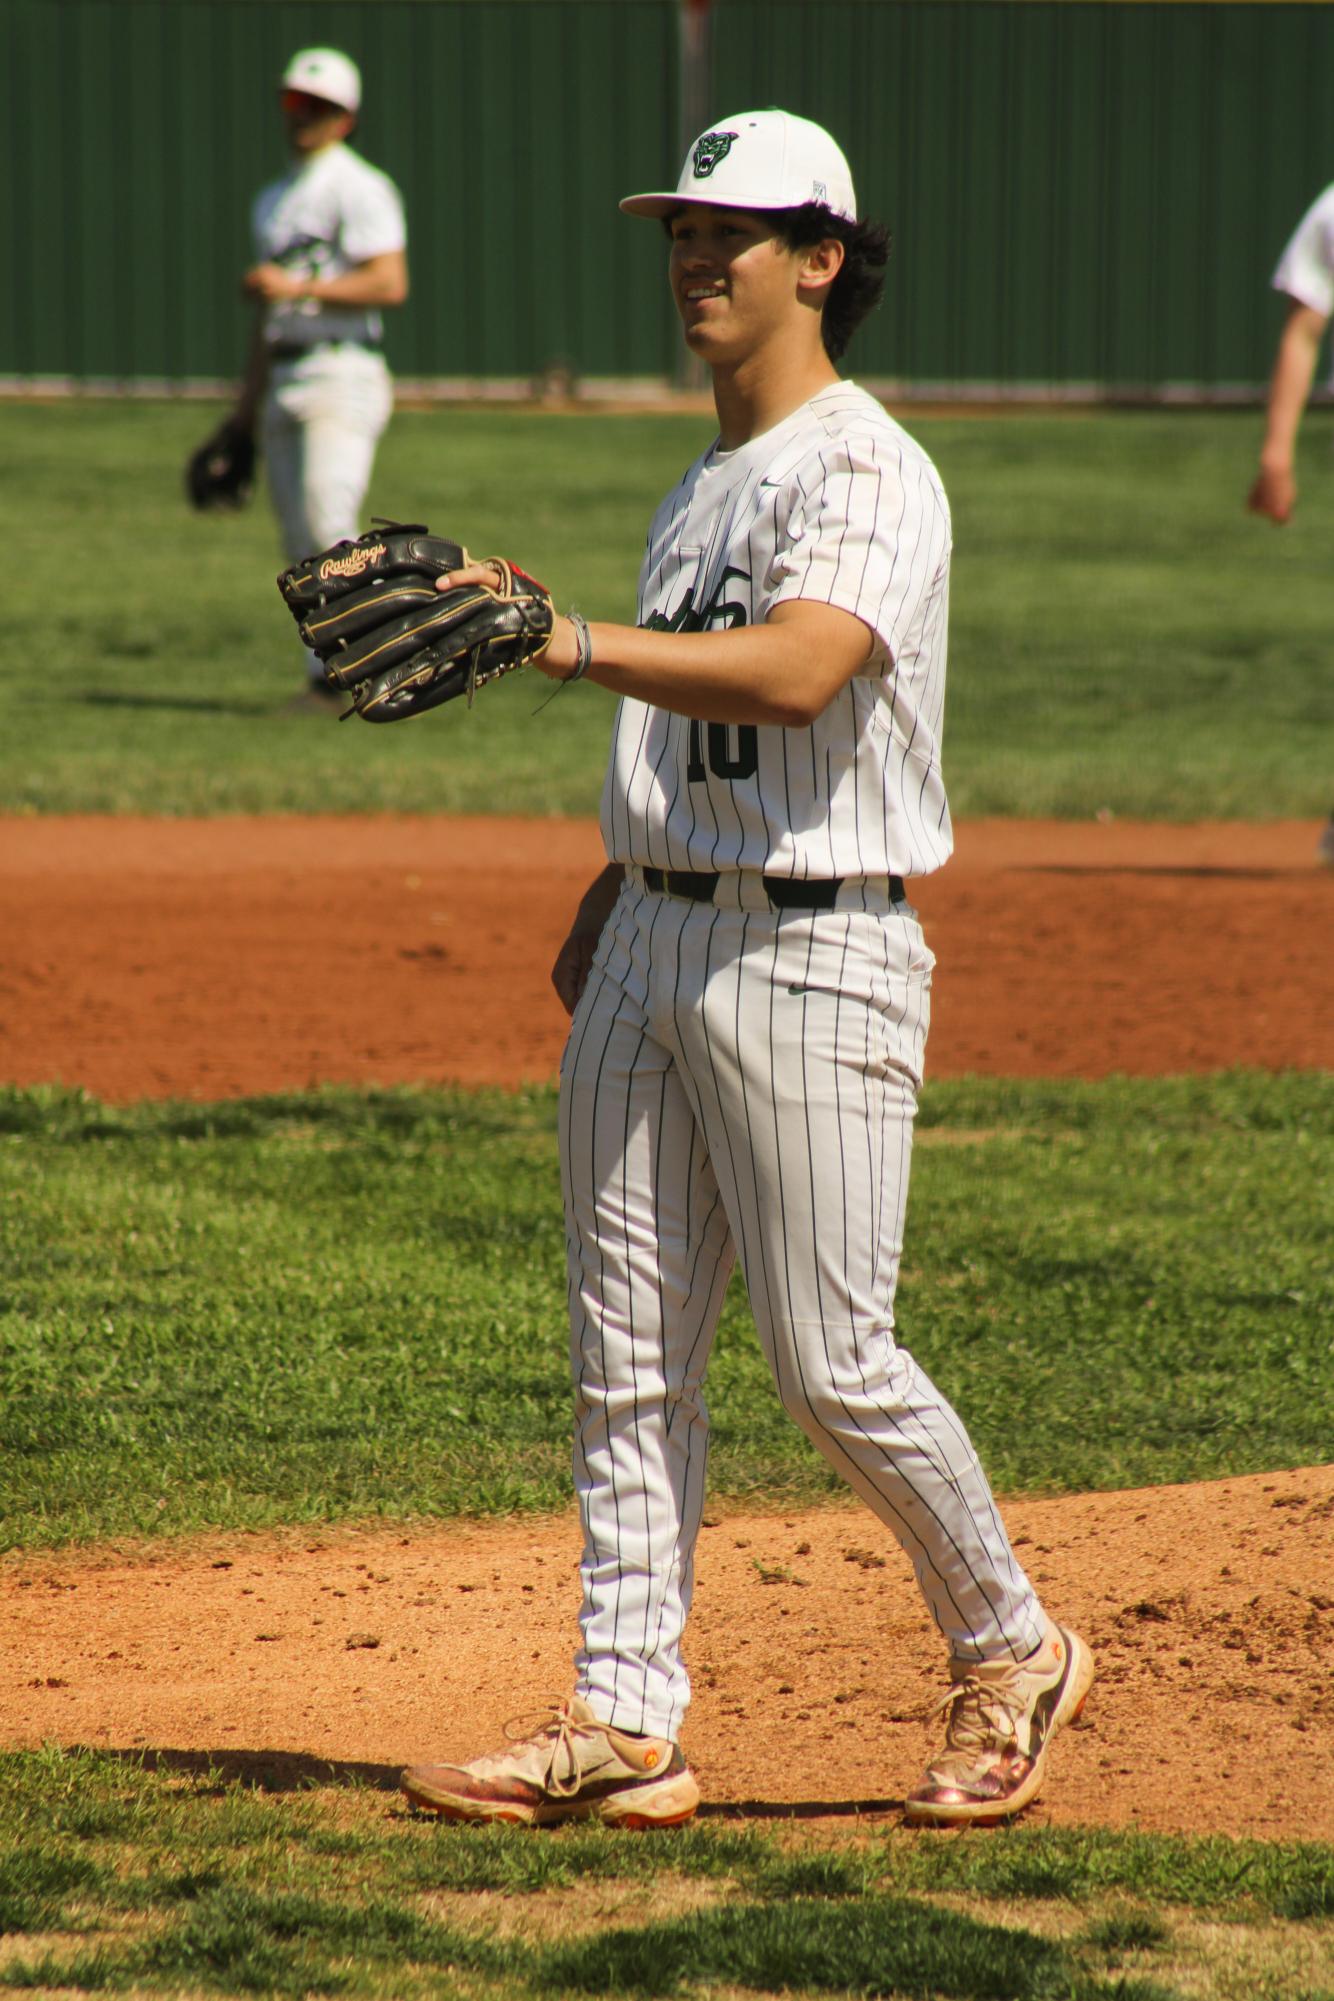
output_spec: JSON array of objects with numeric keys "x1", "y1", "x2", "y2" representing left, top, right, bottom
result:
[
  {"x1": 468, "y1": 1699, "x2": 606, "y2": 1799},
  {"x1": 928, "y1": 1674, "x2": 1028, "y2": 1775}
]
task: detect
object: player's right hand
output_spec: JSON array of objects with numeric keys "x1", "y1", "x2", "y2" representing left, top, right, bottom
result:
[
  {"x1": 551, "y1": 865, "x2": 625, "y2": 1015},
  {"x1": 1247, "y1": 464, "x2": 1296, "y2": 523},
  {"x1": 552, "y1": 930, "x2": 598, "y2": 1016}
]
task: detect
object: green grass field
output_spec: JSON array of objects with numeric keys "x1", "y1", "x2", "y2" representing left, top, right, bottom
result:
[
  {"x1": 2, "y1": 399, "x2": 1331, "y2": 817},
  {"x1": 2, "y1": 399, "x2": 1331, "y2": 1999},
  {"x1": 0, "y1": 1752, "x2": 1329, "y2": 1999},
  {"x1": 2, "y1": 1073, "x2": 1329, "y2": 1548}
]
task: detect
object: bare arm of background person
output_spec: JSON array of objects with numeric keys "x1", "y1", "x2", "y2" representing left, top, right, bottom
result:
[
  {"x1": 241, "y1": 249, "x2": 409, "y2": 308},
  {"x1": 1248, "y1": 298, "x2": 1329, "y2": 523},
  {"x1": 232, "y1": 310, "x2": 271, "y2": 435}
]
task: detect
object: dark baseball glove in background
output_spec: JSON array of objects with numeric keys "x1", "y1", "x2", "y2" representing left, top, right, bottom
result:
[
  {"x1": 276, "y1": 523, "x2": 555, "y2": 721},
  {"x1": 186, "y1": 418, "x2": 257, "y2": 511}
]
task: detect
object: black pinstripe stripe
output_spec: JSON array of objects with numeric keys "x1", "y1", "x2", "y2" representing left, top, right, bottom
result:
[
  {"x1": 634, "y1": 1064, "x2": 680, "y2": 1727},
  {"x1": 872, "y1": 921, "x2": 1028, "y2": 1649},
  {"x1": 744, "y1": 504, "x2": 778, "y2": 863},
  {"x1": 565, "y1": 959, "x2": 632, "y2": 1708},
  {"x1": 614, "y1": 1013, "x2": 653, "y2": 1723},
  {"x1": 662, "y1": 901, "x2": 738, "y2": 1726},
  {"x1": 758, "y1": 913, "x2": 980, "y2": 1640},
  {"x1": 643, "y1": 1107, "x2": 731, "y2": 1737},
  {"x1": 636, "y1": 888, "x2": 704, "y2": 1723},
  {"x1": 741, "y1": 916, "x2": 978, "y2": 1638},
  {"x1": 573, "y1": 882, "x2": 669, "y2": 1718},
  {"x1": 692, "y1": 907, "x2": 776, "y2": 1360},
  {"x1": 665, "y1": 913, "x2": 737, "y2": 1405},
  {"x1": 861, "y1": 1022, "x2": 1004, "y2": 1640},
  {"x1": 879, "y1": 918, "x2": 1036, "y2": 1643}
]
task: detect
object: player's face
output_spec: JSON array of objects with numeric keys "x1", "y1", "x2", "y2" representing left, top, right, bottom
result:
[
  {"x1": 280, "y1": 89, "x2": 353, "y2": 153},
  {"x1": 668, "y1": 206, "x2": 813, "y2": 364}
]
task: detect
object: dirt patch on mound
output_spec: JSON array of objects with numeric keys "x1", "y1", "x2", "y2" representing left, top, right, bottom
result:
[
  {"x1": 1, "y1": 815, "x2": 1330, "y2": 1099},
  {"x1": 3, "y1": 1467, "x2": 1331, "y2": 1840}
]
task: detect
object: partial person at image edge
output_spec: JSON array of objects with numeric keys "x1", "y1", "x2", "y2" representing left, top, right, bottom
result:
[{"x1": 1245, "y1": 183, "x2": 1334, "y2": 866}]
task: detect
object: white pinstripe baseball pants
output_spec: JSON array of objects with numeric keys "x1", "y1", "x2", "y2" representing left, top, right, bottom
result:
[
  {"x1": 559, "y1": 875, "x2": 1044, "y2": 1741},
  {"x1": 263, "y1": 348, "x2": 393, "y2": 684}
]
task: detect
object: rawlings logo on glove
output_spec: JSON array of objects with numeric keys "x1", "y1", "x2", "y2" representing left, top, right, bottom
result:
[
  {"x1": 318, "y1": 542, "x2": 388, "y2": 582},
  {"x1": 276, "y1": 522, "x2": 554, "y2": 722}
]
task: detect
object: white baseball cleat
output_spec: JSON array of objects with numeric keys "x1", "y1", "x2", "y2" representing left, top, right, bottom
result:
[
  {"x1": 401, "y1": 1693, "x2": 700, "y2": 1828},
  {"x1": 904, "y1": 1620, "x2": 1094, "y2": 1827}
]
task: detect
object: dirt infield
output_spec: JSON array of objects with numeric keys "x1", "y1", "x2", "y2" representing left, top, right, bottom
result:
[
  {"x1": 2, "y1": 813, "x2": 1331, "y2": 1838},
  {"x1": 5, "y1": 1471, "x2": 1333, "y2": 1841},
  {"x1": 1, "y1": 814, "x2": 1330, "y2": 1098}
]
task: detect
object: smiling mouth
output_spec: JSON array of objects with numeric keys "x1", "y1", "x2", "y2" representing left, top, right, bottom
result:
[{"x1": 682, "y1": 284, "x2": 726, "y2": 305}]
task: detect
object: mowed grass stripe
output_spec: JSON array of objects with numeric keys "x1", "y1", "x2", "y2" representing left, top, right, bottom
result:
[
  {"x1": 1, "y1": 401, "x2": 1330, "y2": 818},
  {"x1": 1, "y1": 1072, "x2": 1329, "y2": 1549}
]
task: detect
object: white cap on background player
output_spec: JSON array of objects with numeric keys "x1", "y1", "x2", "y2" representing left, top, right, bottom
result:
[
  {"x1": 620, "y1": 109, "x2": 857, "y2": 223},
  {"x1": 281, "y1": 47, "x2": 362, "y2": 115}
]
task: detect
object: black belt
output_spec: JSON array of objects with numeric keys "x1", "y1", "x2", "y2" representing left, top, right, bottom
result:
[
  {"x1": 641, "y1": 868, "x2": 905, "y2": 910},
  {"x1": 268, "y1": 339, "x2": 381, "y2": 362}
]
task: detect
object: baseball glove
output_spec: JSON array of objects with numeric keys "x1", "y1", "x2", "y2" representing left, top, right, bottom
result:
[
  {"x1": 185, "y1": 418, "x2": 256, "y2": 511},
  {"x1": 276, "y1": 522, "x2": 555, "y2": 722}
]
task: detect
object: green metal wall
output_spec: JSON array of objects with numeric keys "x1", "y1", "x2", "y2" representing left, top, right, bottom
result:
[
  {"x1": 714, "y1": 1, "x2": 1334, "y2": 390},
  {"x1": 4, "y1": 0, "x2": 1333, "y2": 393}
]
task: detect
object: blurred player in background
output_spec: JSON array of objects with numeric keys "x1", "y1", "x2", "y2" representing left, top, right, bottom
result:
[
  {"x1": 1246, "y1": 184, "x2": 1334, "y2": 863},
  {"x1": 231, "y1": 47, "x2": 409, "y2": 706}
]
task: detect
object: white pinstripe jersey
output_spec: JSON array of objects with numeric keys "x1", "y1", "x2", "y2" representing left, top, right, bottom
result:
[
  {"x1": 253, "y1": 143, "x2": 406, "y2": 355},
  {"x1": 601, "y1": 381, "x2": 954, "y2": 880}
]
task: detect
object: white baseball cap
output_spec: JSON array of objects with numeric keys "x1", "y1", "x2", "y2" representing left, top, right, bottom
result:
[
  {"x1": 281, "y1": 47, "x2": 362, "y2": 115},
  {"x1": 620, "y1": 109, "x2": 857, "y2": 223}
]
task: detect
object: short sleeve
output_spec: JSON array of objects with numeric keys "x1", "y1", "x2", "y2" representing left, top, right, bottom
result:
[
  {"x1": 340, "y1": 169, "x2": 407, "y2": 263},
  {"x1": 762, "y1": 436, "x2": 952, "y2": 667},
  {"x1": 1272, "y1": 186, "x2": 1334, "y2": 316}
]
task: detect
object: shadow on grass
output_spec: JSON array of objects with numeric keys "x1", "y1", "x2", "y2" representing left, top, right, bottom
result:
[
  {"x1": 98, "y1": 1748, "x2": 904, "y2": 1820},
  {"x1": 99, "y1": 1745, "x2": 402, "y2": 1792},
  {"x1": 541, "y1": 1892, "x2": 1140, "y2": 2000}
]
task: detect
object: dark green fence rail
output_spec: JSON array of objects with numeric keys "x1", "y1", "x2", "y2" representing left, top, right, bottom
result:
[{"x1": 4, "y1": 0, "x2": 1332, "y2": 394}]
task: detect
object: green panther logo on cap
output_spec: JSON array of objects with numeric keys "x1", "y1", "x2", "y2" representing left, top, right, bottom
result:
[{"x1": 692, "y1": 130, "x2": 738, "y2": 178}]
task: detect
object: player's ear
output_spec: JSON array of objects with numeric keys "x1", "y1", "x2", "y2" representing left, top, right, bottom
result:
[{"x1": 796, "y1": 237, "x2": 845, "y2": 298}]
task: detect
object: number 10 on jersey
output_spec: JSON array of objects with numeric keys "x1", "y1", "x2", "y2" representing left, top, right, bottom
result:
[{"x1": 686, "y1": 721, "x2": 759, "y2": 781}]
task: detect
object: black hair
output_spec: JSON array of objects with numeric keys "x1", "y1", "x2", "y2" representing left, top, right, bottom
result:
[{"x1": 768, "y1": 204, "x2": 892, "y2": 361}]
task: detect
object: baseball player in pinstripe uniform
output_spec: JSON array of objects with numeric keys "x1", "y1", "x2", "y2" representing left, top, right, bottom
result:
[
  {"x1": 403, "y1": 110, "x2": 1093, "y2": 1829},
  {"x1": 231, "y1": 48, "x2": 409, "y2": 704}
]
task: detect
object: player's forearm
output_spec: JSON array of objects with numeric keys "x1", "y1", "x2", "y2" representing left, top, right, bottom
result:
[
  {"x1": 234, "y1": 318, "x2": 269, "y2": 429},
  {"x1": 1259, "y1": 309, "x2": 1325, "y2": 470},
  {"x1": 572, "y1": 613, "x2": 867, "y2": 729},
  {"x1": 305, "y1": 253, "x2": 409, "y2": 309}
]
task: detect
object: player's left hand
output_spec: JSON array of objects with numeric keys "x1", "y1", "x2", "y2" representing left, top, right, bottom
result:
[
  {"x1": 278, "y1": 523, "x2": 556, "y2": 721},
  {"x1": 435, "y1": 571, "x2": 581, "y2": 679},
  {"x1": 242, "y1": 262, "x2": 306, "y2": 302}
]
